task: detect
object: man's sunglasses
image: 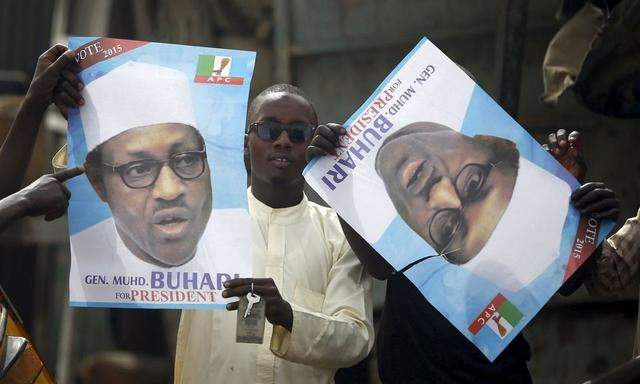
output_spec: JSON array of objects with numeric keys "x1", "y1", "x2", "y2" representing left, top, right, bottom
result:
[
  {"x1": 102, "y1": 150, "x2": 207, "y2": 189},
  {"x1": 248, "y1": 121, "x2": 315, "y2": 143}
]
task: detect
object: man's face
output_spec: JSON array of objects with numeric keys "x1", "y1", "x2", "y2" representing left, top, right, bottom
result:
[
  {"x1": 376, "y1": 126, "x2": 517, "y2": 264},
  {"x1": 91, "y1": 123, "x2": 212, "y2": 266},
  {"x1": 246, "y1": 92, "x2": 315, "y2": 186}
]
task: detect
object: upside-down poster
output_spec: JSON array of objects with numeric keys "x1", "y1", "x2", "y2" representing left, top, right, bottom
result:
[
  {"x1": 66, "y1": 37, "x2": 255, "y2": 309},
  {"x1": 304, "y1": 37, "x2": 614, "y2": 360}
]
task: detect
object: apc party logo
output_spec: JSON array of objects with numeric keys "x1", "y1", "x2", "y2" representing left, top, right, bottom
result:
[
  {"x1": 194, "y1": 55, "x2": 244, "y2": 85},
  {"x1": 468, "y1": 294, "x2": 523, "y2": 340}
]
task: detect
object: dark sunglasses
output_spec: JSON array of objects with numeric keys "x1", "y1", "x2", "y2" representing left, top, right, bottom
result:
[{"x1": 248, "y1": 121, "x2": 315, "y2": 143}]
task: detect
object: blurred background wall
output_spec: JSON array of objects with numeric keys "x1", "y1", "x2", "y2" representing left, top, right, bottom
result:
[{"x1": 0, "y1": 0, "x2": 638, "y2": 383}]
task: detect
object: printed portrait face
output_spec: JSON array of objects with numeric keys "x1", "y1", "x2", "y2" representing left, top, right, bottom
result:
[
  {"x1": 85, "y1": 123, "x2": 212, "y2": 267},
  {"x1": 375, "y1": 122, "x2": 519, "y2": 264}
]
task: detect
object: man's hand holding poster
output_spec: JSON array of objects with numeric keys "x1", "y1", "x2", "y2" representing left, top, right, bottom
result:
[
  {"x1": 304, "y1": 37, "x2": 615, "y2": 361},
  {"x1": 66, "y1": 37, "x2": 255, "y2": 309}
]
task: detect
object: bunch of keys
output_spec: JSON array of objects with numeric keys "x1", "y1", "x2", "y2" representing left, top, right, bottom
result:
[{"x1": 236, "y1": 281, "x2": 266, "y2": 344}]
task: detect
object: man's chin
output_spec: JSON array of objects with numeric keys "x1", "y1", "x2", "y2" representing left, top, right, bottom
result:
[
  {"x1": 147, "y1": 247, "x2": 197, "y2": 267},
  {"x1": 142, "y1": 239, "x2": 199, "y2": 267},
  {"x1": 269, "y1": 173, "x2": 303, "y2": 185},
  {"x1": 444, "y1": 249, "x2": 475, "y2": 265}
]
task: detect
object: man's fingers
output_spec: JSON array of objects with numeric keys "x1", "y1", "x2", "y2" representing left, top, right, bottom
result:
[
  {"x1": 40, "y1": 44, "x2": 68, "y2": 61},
  {"x1": 222, "y1": 285, "x2": 250, "y2": 298},
  {"x1": 251, "y1": 285, "x2": 279, "y2": 296},
  {"x1": 325, "y1": 123, "x2": 347, "y2": 136},
  {"x1": 222, "y1": 277, "x2": 275, "y2": 290},
  {"x1": 574, "y1": 187, "x2": 615, "y2": 207},
  {"x1": 555, "y1": 129, "x2": 569, "y2": 155},
  {"x1": 223, "y1": 278, "x2": 252, "y2": 289},
  {"x1": 61, "y1": 69, "x2": 84, "y2": 90},
  {"x1": 47, "y1": 49, "x2": 76, "y2": 76},
  {"x1": 316, "y1": 125, "x2": 340, "y2": 145},
  {"x1": 222, "y1": 284, "x2": 278, "y2": 299},
  {"x1": 56, "y1": 91, "x2": 80, "y2": 108},
  {"x1": 579, "y1": 197, "x2": 620, "y2": 215},
  {"x1": 226, "y1": 301, "x2": 239, "y2": 311},
  {"x1": 571, "y1": 182, "x2": 605, "y2": 201},
  {"x1": 52, "y1": 166, "x2": 85, "y2": 182},
  {"x1": 592, "y1": 207, "x2": 620, "y2": 220},
  {"x1": 61, "y1": 81, "x2": 85, "y2": 105},
  {"x1": 547, "y1": 132, "x2": 558, "y2": 149},
  {"x1": 310, "y1": 135, "x2": 337, "y2": 156},
  {"x1": 568, "y1": 131, "x2": 581, "y2": 149}
]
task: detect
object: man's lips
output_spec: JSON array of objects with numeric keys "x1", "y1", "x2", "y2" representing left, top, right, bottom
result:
[
  {"x1": 152, "y1": 208, "x2": 192, "y2": 238},
  {"x1": 268, "y1": 153, "x2": 293, "y2": 168}
]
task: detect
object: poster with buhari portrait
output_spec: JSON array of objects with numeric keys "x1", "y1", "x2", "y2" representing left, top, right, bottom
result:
[
  {"x1": 304, "y1": 37, "x2": 615, "y2": 361},
  {"x1": 65, "y1": 37, "x2": 255, "y2": 309}
]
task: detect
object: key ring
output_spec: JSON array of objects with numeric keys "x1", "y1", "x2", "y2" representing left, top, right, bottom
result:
[{"x1": 250, "y1": 281, "x2": 254, "y2": 295}]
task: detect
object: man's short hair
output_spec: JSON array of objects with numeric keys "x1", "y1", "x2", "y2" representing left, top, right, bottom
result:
[
  {"x1": 247, "y1": 84, "x2": 318, "y2": 127},
  {"x1": 84, "y1": 124, "x2": 206, "y2": 187}
]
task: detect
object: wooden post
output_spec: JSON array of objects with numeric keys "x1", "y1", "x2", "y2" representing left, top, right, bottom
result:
[
  {"x1": 273, "y1": 0, "x2": 291, "y2": 84},
  {"x1": 494, "y1": 0, "x2": 528, "y2": 119}
]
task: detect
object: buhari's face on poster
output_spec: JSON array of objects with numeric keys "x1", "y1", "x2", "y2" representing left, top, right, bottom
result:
[
  {"x1": 81, "y1": 62, "x2": 212, "y2": 267},
  {"x1": 375, "y1": 122, "x2": 519, "y2": 265}
]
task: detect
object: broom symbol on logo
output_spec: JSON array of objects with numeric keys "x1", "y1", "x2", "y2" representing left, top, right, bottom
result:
[
  {"x1": 212, "y1": 57, "x2": 230, "y2": 76},
  {"x1": 491, "y1": 312, "x2": 508, "y2": 337}
]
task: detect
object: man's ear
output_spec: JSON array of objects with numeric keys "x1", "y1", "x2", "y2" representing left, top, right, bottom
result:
[
  {"x1": 473, "y1": 135, "x2": 520, "y2": 166},
  {"x1": 243, "y1": 134, "x2": 251, "y2": 176}
]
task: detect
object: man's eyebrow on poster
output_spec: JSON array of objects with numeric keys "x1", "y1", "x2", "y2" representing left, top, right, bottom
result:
[
  {"x1": 307, "y1": 124, "x2": 620, "y2": 279},
  {"x1": 0, "y1": 45, "x2": 85, "y2": 233}
]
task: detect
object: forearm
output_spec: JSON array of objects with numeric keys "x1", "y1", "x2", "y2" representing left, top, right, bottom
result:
[
  {"x1": 0, "y1": 95, "x2": 47, "y2": 198},
  {"x1": 271, "y1": 305, "x2": 373, "y2": 368},
  {"x1": 0, "y1": 193, "x2": 29, "y2": 233},
  {"x1": 337, "y1": 216, "x2": 393, "y2": 279},
  {"x1": 337, "y1": 216, "x2": 372, "y2": 259},
  {"x1": 271, "y1": 245, "x2": 374, "y2": 368}
]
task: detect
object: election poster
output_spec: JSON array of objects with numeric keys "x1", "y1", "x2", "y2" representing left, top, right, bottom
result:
[
  {"x1": 66, "y1": 37, "x2": 255, "y2": 309},
  {"x1": 304, "y1": 37, "x2": 615, "y2": 360}
]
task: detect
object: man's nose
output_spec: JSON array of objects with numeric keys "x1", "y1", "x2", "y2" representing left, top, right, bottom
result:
[
  {"x1": 152, "y1": 164, "x2": 185, "y2": 201},
  {"x1": 273, "y1": 130, "x2": 293, "y2": 149},
  {"x1": 429, "y1": 177, "x2": 462, "y2": 209}
]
